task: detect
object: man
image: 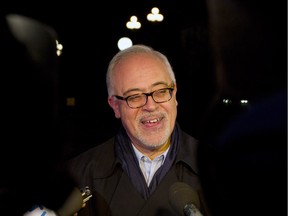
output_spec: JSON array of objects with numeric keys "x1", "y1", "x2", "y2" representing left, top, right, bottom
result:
[{"x1": 67, "y1": 44, "x2": 210, "y2": 216}]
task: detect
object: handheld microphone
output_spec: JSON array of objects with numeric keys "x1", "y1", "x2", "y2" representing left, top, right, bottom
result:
[
  {"x1": 169, "y1": 182, "x2": 203, "y2": 216},
  {"x1": 56, "y1": 186, "x2": 92, "y2": 216},
  {"x1": 23, "y1": 186, "x2": 92, "y2": 216}
]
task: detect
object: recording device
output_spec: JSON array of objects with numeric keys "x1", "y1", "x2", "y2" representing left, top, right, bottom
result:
[
  {"x1": 169, "y1": 182, "x2": 203, "y2": 216},
  {"x1": 56, "y1": 186, "x2": 92, "y2": 216},
  {"x1": 23, "y1": 186, "x2": 92, "y2": 216}
]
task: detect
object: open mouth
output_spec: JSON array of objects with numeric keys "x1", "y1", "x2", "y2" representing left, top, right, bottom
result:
[{"x1": 141, "y1": 117, "x2": 164, "y2": 126}]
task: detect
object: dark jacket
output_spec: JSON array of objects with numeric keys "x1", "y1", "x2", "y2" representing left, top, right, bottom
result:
[{"x1": 67, "y1": 128, "x2": 211, "y2": 216}]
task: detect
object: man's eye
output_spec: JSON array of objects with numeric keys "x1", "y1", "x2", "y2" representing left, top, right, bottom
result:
[
  {"x1": 158, "y1": 89, "x2": 168, "y2": 93},
  {"x1": 128, "y1": 94, "x2": 143, "y2": 102},
  {"x1": 155, "y1": 89, "x2": 168, "y2": 96}
]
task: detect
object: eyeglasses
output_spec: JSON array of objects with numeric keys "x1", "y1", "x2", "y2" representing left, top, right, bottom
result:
[{"x1": 114, "y1": 86, "x2": 174, "y2": 109}]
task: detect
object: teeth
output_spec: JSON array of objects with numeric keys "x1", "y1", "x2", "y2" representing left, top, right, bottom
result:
[{"x1": 147, "y1": 118, "x2": 159, "y2": 123}]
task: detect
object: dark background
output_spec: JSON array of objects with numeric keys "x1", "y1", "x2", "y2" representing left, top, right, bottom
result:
[
  {"x1": 2, "y1": 0, "x2": 218, "y2": 158},
  {"x1": 0, "y1": 0, "x2": 287, "y2": 215},
  {"x1": 2, "y1": 0, "x2": 286, "y2": 156}
]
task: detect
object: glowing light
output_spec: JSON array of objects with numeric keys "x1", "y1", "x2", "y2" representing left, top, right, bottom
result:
[
  {"x1": 147, "y1": 7, "x2": 164, "y2": 22},
  {"x1": 118, "y1": 37, "x2": 133, "y2": 50},
  {"x1": 240, "y1": 99, "x2": 248, "y2": 104},
  {"x1": 56, "y1": 40, "x2": 63, "y2": 56},
  {"x1": 222, "y1": 99, "x2": 232, "y2": 104},
  {"x1": 126, "y1": 16, "x2": 141, "y2": 29}
]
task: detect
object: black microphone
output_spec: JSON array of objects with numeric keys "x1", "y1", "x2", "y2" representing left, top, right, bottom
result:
[
  {"x1": 23, "y1": 187, "x2": 92, "y2": 216},
  {"x1": 169, "y1": 182, "x2": 203, "y2": 216},
  {"x1": 56, "y1": 186, "x2": 92, "y2": 216}
]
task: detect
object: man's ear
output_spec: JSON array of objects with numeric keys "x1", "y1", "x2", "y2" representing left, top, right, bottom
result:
[
  {"x1": 173, "y1": 83, "x2": 178, "y2": 106},
  {"x1": 108, "y1": 96, "x2": 121, "y2": 118}
]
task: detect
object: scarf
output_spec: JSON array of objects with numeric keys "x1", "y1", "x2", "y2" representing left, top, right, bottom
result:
[{"x1": 115, "y1": 123, "x2": 180, "y2": 199}]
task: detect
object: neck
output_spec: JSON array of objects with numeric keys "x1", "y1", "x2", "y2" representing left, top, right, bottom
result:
[{"x1": 133, "y1": 138, "x2": 171, "y2": 160}]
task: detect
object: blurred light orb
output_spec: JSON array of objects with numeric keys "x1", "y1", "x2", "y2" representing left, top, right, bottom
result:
[{"x1": 117, "y1": 37, "x2": 133, "y2": 50}]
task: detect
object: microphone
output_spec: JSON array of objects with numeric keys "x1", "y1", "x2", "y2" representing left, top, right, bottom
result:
[
  {"x1": 169, "y1": 182, "x2": 203, "y2": 216},
  {"x1": 23, "y1": 186, "x2": 92, "y2": 216},
  {"x1": 56, "y1": 186, "x2": 92, "y2": 216}
]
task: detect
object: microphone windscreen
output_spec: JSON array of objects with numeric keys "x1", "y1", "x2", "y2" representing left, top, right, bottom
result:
[
  {"x1": 56, "y1": 187, "x2": 83, "y2": 216},
  {"x1": 169, "y1": 182, "x2": 200, "y2": 214}
]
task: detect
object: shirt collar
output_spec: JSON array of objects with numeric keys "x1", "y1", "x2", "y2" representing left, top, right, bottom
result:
[{"x1": 132, "y1": 143, "x2": 170, "y2": 162}]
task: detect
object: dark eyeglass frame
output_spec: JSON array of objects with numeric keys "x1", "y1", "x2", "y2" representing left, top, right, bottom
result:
[{"x1": 113, "y1": 86, "x2": 174, "y2": 109}]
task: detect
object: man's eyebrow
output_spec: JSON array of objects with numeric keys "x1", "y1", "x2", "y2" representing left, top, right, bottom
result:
[
  {"x1": 123, "y1": 82, "x2": 169, "y2": 95},
  {"x1": 151, "y1": 81, "x2": 169, "y2": 87},
  {"x1": 123, "y1": 88, "x2": 143, "y2": 95}
]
